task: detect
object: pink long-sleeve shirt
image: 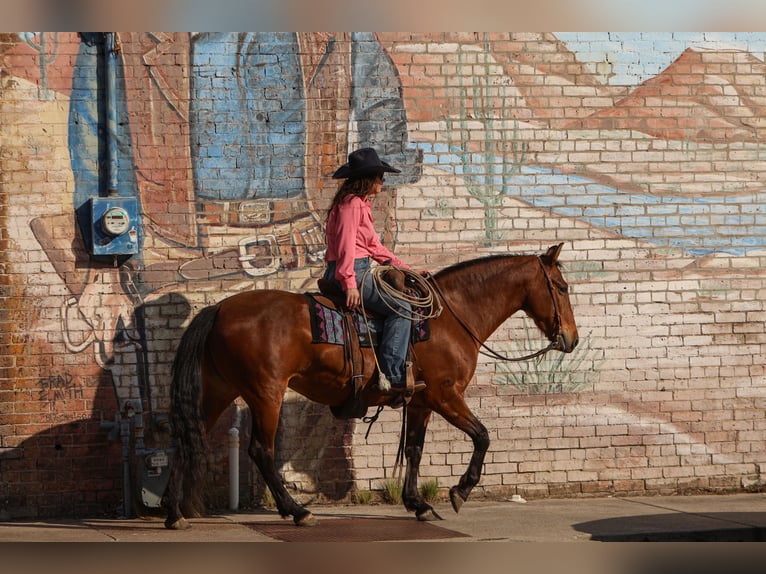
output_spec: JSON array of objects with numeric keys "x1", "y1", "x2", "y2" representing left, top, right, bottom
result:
[{"x1": 325, "y1": 195, "x2": 409, "y2": 290}]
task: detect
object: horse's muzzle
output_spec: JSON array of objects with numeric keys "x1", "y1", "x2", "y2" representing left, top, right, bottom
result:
[{"x1": 556, "y1": 332, "x2": 579, "y2": 353}]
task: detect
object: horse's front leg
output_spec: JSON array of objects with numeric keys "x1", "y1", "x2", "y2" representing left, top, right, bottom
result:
[
  {"x1": 436, "y1": 390, "x2": 490, "y2": 514},
  {"x1": 402, "y1": 407, "x2": 442, "y2": 521}
]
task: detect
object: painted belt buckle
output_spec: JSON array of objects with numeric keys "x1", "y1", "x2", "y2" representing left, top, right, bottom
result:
[{"x1": 238, "y1": 235, "x2": 279, "y2": 277}]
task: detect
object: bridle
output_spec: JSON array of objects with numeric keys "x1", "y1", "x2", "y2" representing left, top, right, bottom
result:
[{"x1": 429, "y1": 256, "x2": 563, "y2": 362}]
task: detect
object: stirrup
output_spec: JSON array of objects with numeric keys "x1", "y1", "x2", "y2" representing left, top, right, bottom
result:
[
  {"x1": 387, "y1": 382, "x2": 426, "y2": 409},
  {"x1": 411, "y1": 381, "x2": 427, "y2": 393},
  {"x1": 405, "y1": 361, "x2": 426, "y2": 394}
]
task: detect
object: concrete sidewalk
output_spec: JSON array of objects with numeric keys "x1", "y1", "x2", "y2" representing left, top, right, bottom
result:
[{"x1": 1, "y1": 493, "x2": 765, "y2": 542}]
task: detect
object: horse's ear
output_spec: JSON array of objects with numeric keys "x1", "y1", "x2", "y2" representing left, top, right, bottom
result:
[{"x1": 542, "y1": 243, "x2": 564, "y2": 265}]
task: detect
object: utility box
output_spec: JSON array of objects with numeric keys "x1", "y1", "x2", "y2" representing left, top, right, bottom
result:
[
  {"x1": 136, "y1": 448, "x2": 172, "y2": 509},
  {"x1": 90, "y1": 196, "x2": 139, "y2": 256}
]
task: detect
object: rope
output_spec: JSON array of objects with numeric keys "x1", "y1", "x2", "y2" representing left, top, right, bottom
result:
[
  {"x1": 358, "y1": 265, "x2": 442, "y2": 390},
  {"x1": 363, "y1": 265, "x2": 443, "y2": 321}
]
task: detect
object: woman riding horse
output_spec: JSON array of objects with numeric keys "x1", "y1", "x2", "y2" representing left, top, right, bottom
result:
[{"x1": 164, "y1": 238, "x2": 579, "y2": 529}]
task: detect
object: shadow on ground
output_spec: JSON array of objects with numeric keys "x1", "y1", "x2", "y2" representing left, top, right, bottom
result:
[{"x1": 574, "y1": 512, "x2": 766, "y2": 541}]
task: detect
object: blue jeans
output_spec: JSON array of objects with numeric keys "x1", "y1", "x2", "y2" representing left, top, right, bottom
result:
[{"x1": 324, "y1": 258, "x2": 412, "y2": 386}]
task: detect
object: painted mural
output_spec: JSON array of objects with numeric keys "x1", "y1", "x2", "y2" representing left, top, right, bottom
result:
[
  {"x1": 31, "y1": 33, "x2": 417, "y2": 409},
  {"x1": 1, "y1": 32, "x2": 764, "y2": 518}
]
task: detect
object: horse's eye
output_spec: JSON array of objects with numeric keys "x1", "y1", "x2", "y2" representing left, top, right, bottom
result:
[{"x1": 558, "y1": 284, "x2": 569, "y2": 294}]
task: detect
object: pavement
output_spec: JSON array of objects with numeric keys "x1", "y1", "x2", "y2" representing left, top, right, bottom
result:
[{"x1": 1, "y1": 492, "x2": 766, "y2": 543}]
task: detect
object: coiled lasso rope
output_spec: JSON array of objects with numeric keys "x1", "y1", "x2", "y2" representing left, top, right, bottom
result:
[
  {"x1": 361, "y1": 265, "x2": 443, "y2": 321},
  {"x1": 359, "y1": 265, "x2": 443, "y2": 391}
]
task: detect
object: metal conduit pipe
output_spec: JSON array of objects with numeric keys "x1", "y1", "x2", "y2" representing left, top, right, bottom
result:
[
  {"x1": 103, "y1": 32, "x2": 119, "y2": 197},
  {"x1": 120, "y1": 403, "x2": 135, "y2": 517},
  {"x1": 229, "y1": 405, "x2": 242, "y2": 511},
  {"x1": 104, "y1": 32, "x2": 134, "y2": 517}
]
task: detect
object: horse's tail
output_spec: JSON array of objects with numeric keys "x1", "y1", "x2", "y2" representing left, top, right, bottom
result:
[{"x1": 166, "y1": 304, "x2": 220, "y2": 520}]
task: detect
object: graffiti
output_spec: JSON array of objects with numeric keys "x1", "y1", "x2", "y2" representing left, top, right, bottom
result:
[
  {"x1": 15, "y1": 31, "x2": 766, "y2": 417},
  {"x1": 37, "y1": 373, "x2": 83, "y2": 402}
]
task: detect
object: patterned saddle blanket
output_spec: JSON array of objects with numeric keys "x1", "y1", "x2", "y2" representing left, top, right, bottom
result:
[{"x1": 305, "y1": 294, "x2": 430, "y2": 347}]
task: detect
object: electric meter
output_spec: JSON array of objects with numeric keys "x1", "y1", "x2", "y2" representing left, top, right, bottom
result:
[
  {"x1": 88, "y1": 196, "x2": 139, "y2": 256},
  {"x1": 102, "y1": 206, "x2": 131, "y2": 236}
]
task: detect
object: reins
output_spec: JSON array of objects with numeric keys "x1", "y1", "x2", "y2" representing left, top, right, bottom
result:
[{"x1": 429, "y1": 256, "x2": 562, "y2": 362}]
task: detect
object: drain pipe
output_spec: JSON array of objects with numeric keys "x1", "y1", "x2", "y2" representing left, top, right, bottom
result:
[
  {"x1": 104, "y1": 31, "x2": 133, "y2": 517},
  {"x1": 228, "y1": 405, "x2": 242, "y2": 511},
  {"x1": 120, "y1": 401, "x2": 136, "y2": 518},
  {"x1": 103, "y1": 32, "x2": 119, "y2": 197}
]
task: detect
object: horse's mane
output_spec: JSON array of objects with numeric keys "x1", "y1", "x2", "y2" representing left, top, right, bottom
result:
[
  {"x1": 433, "y1": 252, "x2": 562, "y2": 280},
  {"x1": 433, "y1": 254, "x2": 516, "y2": 279}
]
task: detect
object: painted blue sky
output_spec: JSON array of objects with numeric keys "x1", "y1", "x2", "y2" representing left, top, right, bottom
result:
[
  {"x1": 414, "y1": 143, "x2": 766, "y2": 257},
  {"x1": 555, "y1": 32, "x2": 766, "y2": 86}
]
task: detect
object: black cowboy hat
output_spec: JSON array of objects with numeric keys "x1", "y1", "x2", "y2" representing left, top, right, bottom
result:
[{"x1": 332, "y1": 147, "x2": 401, "y2": 180}]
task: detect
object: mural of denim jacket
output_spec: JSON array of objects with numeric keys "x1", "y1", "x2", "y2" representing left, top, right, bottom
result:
[{"x1": 63, "y1": 32, "x2": 421, "y2": 286}]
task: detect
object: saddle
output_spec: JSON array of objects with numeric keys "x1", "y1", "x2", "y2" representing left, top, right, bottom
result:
[{"x1": 314, "y1": 277, "x2": 380, "y2": 385}]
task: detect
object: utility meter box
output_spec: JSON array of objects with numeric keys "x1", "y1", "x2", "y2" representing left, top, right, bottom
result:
[
  {"x1": 137, "y1": 448, "x2": 172, "y2": 509},
  {"x1": 90, "y1": 196, "x2": 139, "y2": 256}
]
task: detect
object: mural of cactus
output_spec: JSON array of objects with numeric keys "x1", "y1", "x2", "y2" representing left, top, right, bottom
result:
[
  {"x1": 20, "y1": 32, "x2": 59, "y2": 100},
  {"x1": 445, "y1": 33, "x2": 527, "y2": 245},
  {"x1": 493, "y1": 324, "x2": 597, "y2": 395}
]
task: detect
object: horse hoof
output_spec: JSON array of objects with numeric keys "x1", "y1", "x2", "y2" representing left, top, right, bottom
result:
[
  {"x1": 449, "y1": 487, "x2": 465, "y2": 514},
  {"x1": 294, "y1": 511, "x2": 319, "y2": 527},
  {"x1": 416, "y1": 508, "x2": 443, "y2": 522},
  {"x1": 165, "y1": 517, "x2": 191, "y2": 530}
]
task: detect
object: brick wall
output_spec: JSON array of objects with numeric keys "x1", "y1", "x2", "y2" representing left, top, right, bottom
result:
[{"x1": 1, "y1": 32, "x2": 765, "y2": 519}]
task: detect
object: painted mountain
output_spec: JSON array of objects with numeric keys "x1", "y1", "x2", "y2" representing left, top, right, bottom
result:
[
  {"x1": 380, "y1": 33, "x2": 766, "y2": 197},
  {"x1": 566, "y1": 47, "x2": 766, "y2": 143}
]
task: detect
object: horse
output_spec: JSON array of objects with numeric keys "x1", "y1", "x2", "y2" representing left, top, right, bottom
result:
[{"x1": 163, "y1": 243, "x2": 579, "y2": 529}]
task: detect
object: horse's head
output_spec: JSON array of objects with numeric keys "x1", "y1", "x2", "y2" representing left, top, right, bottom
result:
[{"x1": 526, "y1": 243, "x2": 579, "y2": 353}]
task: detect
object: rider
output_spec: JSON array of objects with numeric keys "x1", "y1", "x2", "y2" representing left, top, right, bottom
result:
[{"x1": 323, "y1": 147, "x2": 426, "y2": 396}]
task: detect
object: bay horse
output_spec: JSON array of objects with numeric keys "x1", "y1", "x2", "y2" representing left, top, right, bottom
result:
[{"x1": 164, "y1": 243, "x2": 579, "y2": 529}]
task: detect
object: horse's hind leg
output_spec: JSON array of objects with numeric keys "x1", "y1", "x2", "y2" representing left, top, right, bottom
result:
[
  {"x1": 164, "y1": 371, "x2": 237, "y2": 530},
  {"x1": 164, "y1": 461, "x2": 205, "y2": 529},
  {"x1": 164, "y1": 461, "x2": 190, "y2": 530},
  {"x1": 245, "y1": 393, "x2": 318, "y2": 527},
  {"x1": 401, "y1": 407, "x2": 442, "y2": 521}
]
